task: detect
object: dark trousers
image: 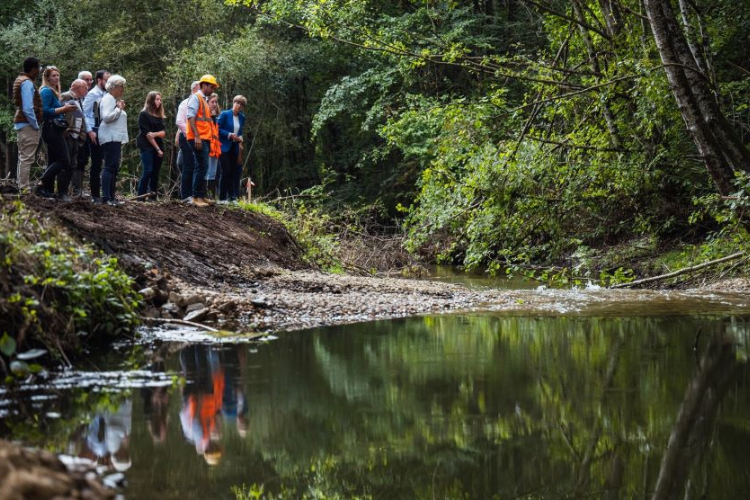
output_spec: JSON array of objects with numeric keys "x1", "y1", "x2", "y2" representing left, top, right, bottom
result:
[
  {"x1": 178, "y1": 133, "x2": 196, "y2": 200},
  {"x1": 64, "y1": 137, "x2": 81, "y2": 195},
  {"x1": 218, "y1": 146, "x2": 239, "y2": 201},
  {"x1": 233, "y1": 160, "x2": 244, "y2": 200},
  {"x1": 90, "y1": 132, "x2": 104, "y2": 199},
  {"x1": 101, "y1": 142, "x2": 122, "y2": 202},
  {"x1": 138, "y1": 148, "x2": 163, "y2": 196},
  {"x1": 40, "y1": 123, "x2": 71, "y2": 195},
  {"x1": 189, "y1": 139, "x2": 210, "y2": 199}
]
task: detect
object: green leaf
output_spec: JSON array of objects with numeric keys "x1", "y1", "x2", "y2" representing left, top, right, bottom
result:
[{"x1": 0, "y1": 333, "x2": 17, "y2": 357}]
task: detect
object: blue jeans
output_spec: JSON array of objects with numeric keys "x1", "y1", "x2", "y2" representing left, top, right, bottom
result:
[
  {"x1": 101, "y1": 142, "x2": 122, "y2": 202},
  {"x1": 189, "y1": 139, "x2": 210, "y2": 199},
  {"x1": 206, "y1": 156, "x2": 218, "y2": 181},
  {"x1": 137, "y1": 148, "x2": 163, "y2": 196},
  {"x1": 178, "y1": 133, "x2": 196, "y2": 200}
]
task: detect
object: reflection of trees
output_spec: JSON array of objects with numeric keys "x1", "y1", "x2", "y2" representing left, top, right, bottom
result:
[
  {"x1": 287, "y1": 315, "x2": 749, "y2": 498},
  {"x1": 652, "y1": 332, "x2": 739, "y2": 500}
]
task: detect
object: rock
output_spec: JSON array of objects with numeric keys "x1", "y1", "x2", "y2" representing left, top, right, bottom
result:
[
  {"x1": 183, "y1": 308, "x2": 209, "y2": 322},
  {"x1": 143, "y1": 307, "x2": 160, "y2": 318},
  {"x1": 251, "y1": 298, "x2": 271, "y2": 308},
  {"x1": 185, "y1": 302, "x2": 206, "y2": 313},
  {"x1": 184, "y1": 294, "x2": 205, "y2": 306},
  {"x1": 138, "y1": 287, "x2": 157, "y2": 300},
  {"x1": 217, "y1": 300, "x2": 237, "y2": 312},
  {"x1": 160, "y1": 302, "x2": 180, "y2": 318},
  {"x1": 168, "y1": 291, "x2": 186, "y2": 306}
]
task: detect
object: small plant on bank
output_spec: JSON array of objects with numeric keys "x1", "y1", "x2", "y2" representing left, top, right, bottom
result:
[{"x1": 0, "y1": 200, "x2": 141, "y2": 378}]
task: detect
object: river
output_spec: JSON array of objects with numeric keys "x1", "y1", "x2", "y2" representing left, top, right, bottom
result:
[{"x1": 1, "y1": 281, "x2": 750, "y2": 499}]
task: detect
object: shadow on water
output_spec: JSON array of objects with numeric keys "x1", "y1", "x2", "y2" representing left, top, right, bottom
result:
[{"x1": 1, "y1": 313, "x2": 749, "y2": 499}]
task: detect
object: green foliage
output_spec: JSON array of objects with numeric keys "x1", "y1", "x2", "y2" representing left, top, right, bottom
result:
[
  {"x1": 0, "y1": 200, "x2": 141, "y2": 368},
  {"x1": 3, "y1": 0, "x2": 750, "y2": 273},
  {"x1": 232, "y1": 458, "x2": 373, "y2": 500}
]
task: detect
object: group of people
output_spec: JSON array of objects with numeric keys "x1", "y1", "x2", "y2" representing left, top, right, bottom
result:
[{"x1": 12, "y1": 57, "x2": 249, "y2": 207}]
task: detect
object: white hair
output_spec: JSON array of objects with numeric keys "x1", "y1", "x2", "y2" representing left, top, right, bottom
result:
[
  {"x1": 105, "y1": 74, "x2": 126, "y2": 91},
  {"x1": 78, "y1": 70, "x2": 92, "y2": 80},
  {"x1": 191, "y1": 81, "x2": 200, "y2": 92}
]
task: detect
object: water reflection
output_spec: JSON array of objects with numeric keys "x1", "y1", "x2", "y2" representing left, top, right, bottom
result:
[
  {"x1": 75, "y1": 400, "x2": 133, "y2": 472},
  {"x1": 1, "y1": 314, "x2": 749, "y2": 499}
]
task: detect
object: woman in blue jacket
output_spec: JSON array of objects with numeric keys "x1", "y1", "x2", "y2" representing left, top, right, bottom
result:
[
  {"x1": 37, "y1": 66, "x2": 78, "y2": 199},
  {"x1": 217, "y1": 95, "x2": 246, "y2": 203}
]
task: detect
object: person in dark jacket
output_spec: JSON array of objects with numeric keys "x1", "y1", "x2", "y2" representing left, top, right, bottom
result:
[
  {"x1": 217, "y1": 95, "x2": 246, "y2": 203},
  {"x1": 136, "y1": 91, "x2": 166, "y2": 199}
]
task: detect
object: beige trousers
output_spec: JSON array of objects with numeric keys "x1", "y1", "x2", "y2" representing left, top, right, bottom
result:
[{"x1": 16, "y1": 125, "x2": 41, "y2": 190}]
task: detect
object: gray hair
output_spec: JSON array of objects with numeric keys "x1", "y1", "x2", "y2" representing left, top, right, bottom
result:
[
  {"x1": 78, "y1": 70, "x2": 92, "y2": 80},
  {"x1": 105, "y1": 74, "x2": 126, "y2": 91},
  {"x1": 191, "y1": 81, "x2": 200, "y2": 92}
]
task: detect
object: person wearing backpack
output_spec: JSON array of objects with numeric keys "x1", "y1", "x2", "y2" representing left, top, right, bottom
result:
[
  {"x1": 12, "y1": 57, "x2": 43, "y2": 194},
  {"x1": 82, "y1": 70, "x2": 110, "y2": 202}
]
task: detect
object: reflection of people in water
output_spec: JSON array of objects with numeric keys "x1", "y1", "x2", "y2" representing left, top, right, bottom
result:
[
  {"x1": 141, "y1": 361, "x2": 171, "y2": 444},
  {"x1": 179, "y1": 346, "x2": 225, "y2": 465},
  {"x1": 79, "y1": 399, "x2": 132, "y2": 471},
  {"x1": 178, "y1": 345, "x2": 250, "y2": 465},
  {"x1": 221, "y1": 346, "x2": 249, "y2": 438}
]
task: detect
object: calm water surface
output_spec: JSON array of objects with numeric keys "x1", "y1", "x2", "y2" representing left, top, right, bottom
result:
[{"x1": 2, "y1": 293, "x2": 750, "y2": 499}]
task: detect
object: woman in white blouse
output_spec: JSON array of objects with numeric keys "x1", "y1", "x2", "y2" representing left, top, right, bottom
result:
[{"x1": 98, "y1": 75, "x2": 128, "y2": 206}]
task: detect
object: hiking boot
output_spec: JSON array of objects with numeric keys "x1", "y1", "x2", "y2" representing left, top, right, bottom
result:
[{"x1": 34, "y1": 184, "x2": 56, "y2": 199}]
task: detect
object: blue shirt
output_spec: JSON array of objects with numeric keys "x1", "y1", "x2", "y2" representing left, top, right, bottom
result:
[
  {"x1": 14, "y1": 80, "x2": 39, "y2": 131},
  {"x1": 40, "y1": 86, "x2": 62, "y2": 120},
  {"x1": 82, "y1": 85, "x2": 106, "y2": 132}
]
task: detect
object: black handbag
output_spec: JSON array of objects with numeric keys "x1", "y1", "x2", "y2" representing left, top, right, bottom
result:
[{"x1": 49, "y1": 114, "x2": 68, "y2": 130}]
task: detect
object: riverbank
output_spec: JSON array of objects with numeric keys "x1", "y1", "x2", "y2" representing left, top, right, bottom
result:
[
  {"x1": 12, "y1": 196, "x2": 505, "y2": 336},
  {"x1": 10, "y1": 196, "x2": 750, "y2": 339}
]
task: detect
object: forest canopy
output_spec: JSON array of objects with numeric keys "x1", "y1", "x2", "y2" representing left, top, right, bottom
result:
[{"x1": 2, "y1": 0, "x2": 749, "y2": 271}]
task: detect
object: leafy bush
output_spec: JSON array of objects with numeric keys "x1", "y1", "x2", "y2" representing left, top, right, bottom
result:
[{"x1": 0, "y1": 199, "x2": 141, "y2": 364}]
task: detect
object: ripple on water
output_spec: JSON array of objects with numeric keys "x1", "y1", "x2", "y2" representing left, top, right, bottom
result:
[{"x1": 480, "y1": 288, "x2": 750, "y2": 317}]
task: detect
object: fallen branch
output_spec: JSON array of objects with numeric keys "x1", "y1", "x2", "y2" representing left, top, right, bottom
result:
[
  {"x1": 129, "y1": 191, "x2": 157, "y2": 201},
  {"x1": 140, "y1": 316, "x2": 218, "y2": 332},
  {"x1": 610, "y1": 252, "x2": 745, "y2": 288}
]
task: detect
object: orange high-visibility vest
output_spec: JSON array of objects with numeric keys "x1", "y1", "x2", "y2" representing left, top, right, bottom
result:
[
  {"x1": 186, "y1": 93, "x2": 213, "y2": 141},
  {"x1": 209, "y1": 118, "x2": 220, "y2": 158}
]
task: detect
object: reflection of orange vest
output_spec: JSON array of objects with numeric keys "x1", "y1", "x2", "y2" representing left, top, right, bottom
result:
[{"x1": 186, "y1": 94, "x2": 213, "y2": 141}]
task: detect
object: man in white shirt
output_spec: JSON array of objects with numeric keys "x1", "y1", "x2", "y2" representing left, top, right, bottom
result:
[
  {"x1": 82, "y1": 69, "x2": 110, "y2": 201},
  {"x1": 176, "y1": 81, "x2": 200, "y2": 202}
]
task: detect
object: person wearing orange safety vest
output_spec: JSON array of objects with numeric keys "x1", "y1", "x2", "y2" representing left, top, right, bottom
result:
[{"x1": 185, "y1": 74, "x2": 219, "y2": 207}]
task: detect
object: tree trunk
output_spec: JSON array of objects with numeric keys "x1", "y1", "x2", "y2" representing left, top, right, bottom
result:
[
  {"x1": 644, "y1": 0, "x2": 750, "y2": 196},
  {"x1": 571, "y1": 0, "x2": 623, "y2": 149}
]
